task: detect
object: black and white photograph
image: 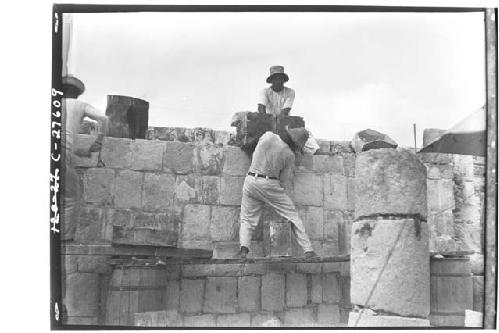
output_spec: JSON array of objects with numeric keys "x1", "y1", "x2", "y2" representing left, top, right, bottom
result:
[{"x1": 48, "y1": 2, "x2": 497, "y2": 329}]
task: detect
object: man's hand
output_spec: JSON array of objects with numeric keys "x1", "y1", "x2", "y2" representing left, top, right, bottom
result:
[
  {"x1": 257, "y1": 104, "x2": 266, "y2": 114},
  {"x1": 281, "y1": 108, "x2": 291, "y2": 116}
]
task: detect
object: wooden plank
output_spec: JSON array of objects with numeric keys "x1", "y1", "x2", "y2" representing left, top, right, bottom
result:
[
  {"x1": 109, "y1": 254, "x2": 351, "y2": 267},
  {"x1": 484, "y1": 7, "x2": 498, "y2": 329}
]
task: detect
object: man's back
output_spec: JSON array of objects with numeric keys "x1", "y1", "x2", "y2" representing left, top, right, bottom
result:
[{"x1": 248, "y1": 131, "x2": 294, "y2": 179}]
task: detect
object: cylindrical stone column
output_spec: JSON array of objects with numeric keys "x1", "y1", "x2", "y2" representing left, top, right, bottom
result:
[{"x1": 349, "y1": 148, "x2": 430, "y2": 327}]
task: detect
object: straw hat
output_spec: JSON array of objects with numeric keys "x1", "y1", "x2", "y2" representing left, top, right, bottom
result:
[
  {"x1": 62, "y1": 75, "x2": 85, "y2": 95},
  {"x1": 266, "y1": 65, "x2": 289, "y2": 83},
  {"x1": 286, "y1": 127, "x2": 309, "y2": 152}
]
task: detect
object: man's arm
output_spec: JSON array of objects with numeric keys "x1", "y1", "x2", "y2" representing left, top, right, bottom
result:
[
  {"x1": 83, "y1": 103, "x2": 108, "y2": 152},
  {"x1": 279, "y1": 153, "x2": 295, "y2": 197},
  {"x1": 280, "y1": 88, "x2": 295, "y2": 116}
]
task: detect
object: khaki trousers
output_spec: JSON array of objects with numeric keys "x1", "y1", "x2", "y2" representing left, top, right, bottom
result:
[{"x1": 239, "y1": 175, "x2": 314, "y2": 253}]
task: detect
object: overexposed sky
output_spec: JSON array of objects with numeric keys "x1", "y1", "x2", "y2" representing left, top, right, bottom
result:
[{"x1": 67, "y1": 11, "x2": 486, "y2": 147}]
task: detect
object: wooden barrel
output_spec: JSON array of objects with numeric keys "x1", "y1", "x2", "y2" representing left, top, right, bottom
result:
[
  {"x1": 429, "y1": 256, "x2": 473, "y2": 327},
  {"x1": 106, "y1": 266, "x2": 166, "y2": 326},
  {"x1": 105, "y1": 95, "x2": 149, "y2": 139}
]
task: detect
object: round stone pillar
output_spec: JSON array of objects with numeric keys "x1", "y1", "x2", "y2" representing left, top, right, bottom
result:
[{"x1": 349, "y1": 148, "x2": 430, "y2": 327}]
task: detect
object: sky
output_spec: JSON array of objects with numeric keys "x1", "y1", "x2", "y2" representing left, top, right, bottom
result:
[{"x1": 66, "y1": 11, "x2": 486, "y2": 147}]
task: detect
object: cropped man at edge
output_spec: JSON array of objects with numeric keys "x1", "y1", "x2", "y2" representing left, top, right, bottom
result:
[{"x1": 236, "y1": 126, "x2": 318, "y2": 259}]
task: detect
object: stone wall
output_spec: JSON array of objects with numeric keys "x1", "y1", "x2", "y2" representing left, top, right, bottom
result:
[
  {"x1": 63, "y1": 129, "x2": 356, "y2": 326},
  {"x1": 109, "y1": 260, "x2": 351, "y2": 327}
]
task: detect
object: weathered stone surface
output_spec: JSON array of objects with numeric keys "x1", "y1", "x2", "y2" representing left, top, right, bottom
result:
[
  {"x1": 343, "y1": 154, "x2": 356, "y2": 177},
  {"x1": 65, "y1": 317, "x2": 98, "y2": 325},
  {"x1": 213, "y1": 241, "x2": 239, "y2": 259},
  {"x1": 134, "y1": 310, "x2": 182, "y2": 327},
  {"x1": 286, "y1": 273, "x2": 307, "y2": 307},
  {"x1": 180, "y1": 279, "x2": 204, "y2": 313},
  {"x1": 242, "y1": 263, "x2": 267, "y2": 275},
  {"x1": 212, "y1": 263, "x2": 244, "y2": 277},
  {"x1": 294, "y1": 173, "x2": 322, "y2": 206},
  {"x1": 219, "y1": 176, "x2": 245, "y2": 205},
  {"x1": 64, "y1": 273, "x2": 99, "y2": 317},
  {"x1": 283, "y1": 308, "x2": 315, "y2": 327},
  {"x1": 332, "y1": 140, "x2": 355, "y2": 154},
  {"x1": 317, "y1": 304, "x2": 341, "y2": 326},
  {"x1": 339, "y1": 275, "x2": 351, "y2": 307},
  {"x1": 179, "y1": 239, "x2": 213, "y2": 250},
  {"x1": 470, "y1": 253, "x2": 484, "y2": 275},
  {"x1": 323, "y1": 174, "x2": 347, "y2": 210},
  {"x1": 200, "y1": 176, "x2": 220, "y2": 204},
  {"x1": 311, "y1": 274, "x2": 322, "y2": 303},
  {"x1": 73, "y1": 134, "x2": 99, "y2": 167},
  {"x1": 304, "y1": 206, "x2": 324, "y2": 240},
  {"x1": 214, "y1": 130, "x2": 232, "y2": 146},
  {"x1": 222, "y1": 146, "x2": 251, "y2": 176},
  {"x1": 270, "y1": 221, "x2": 292, "y2": 257},
  {"x1": 102, "y1": 208, "x2": 131, "y2": 242},
  {"x1": 216, "y1": 313, "x2": 251, "y2": 327},
  {"x1": 114, "y1": 170, "x2": 142, "y2": 209},
  {"x1": 112, "y1": 225, "x2": 177, "y2": 247},
  {"x1": 296, "y1": 263, "x2": 322, "y2": 274},
  {"x1": 352, "y1": 129, "x2": 397, "y2": 153},
  {"x1": 76, "y1": 255, "x2": 110, "y2": 274},
  {"x1": 174, "y1": 175, "x2": 199, "y2": 203},
  {"x1": 182, "y1": 264, "x2": 214, "y2": 277},
  {"x1": 261, "y1": 273, "x2": 285, "y2": 311},
  {"x1": 210, "y1": 206, "x2": 239, "y2": 241},
  {"x1": 163, "y1": 141, "x2": 195, "y2": 174},
  {"x1": 322, "y1": 240, "x2": 339, "y2": 256},
  {"x1": 295, "y1": 153, "x2": 313, "y2": 171},
  {"x1": 323, "y1": 273, "x2": 341, "y2": 304},
  {"x1": 97, "y1": 137, "x2": 133, "y2": 169},
  {"x1": 183, "y1": 314, "x2": 215, "y2": 327},
  {"x1": 182, "y1": 204, "x2": 211, "y2": 240},
  {"x1": 325, "y1": 210, "x2": 342, "y2": 241},
  {"x1": 165, "y1": 280, "x2": 180, "y2": 310},
  {"x1": 316, "y1": 139, "x2": 331, "y2": 154},
  {"x1": 142, "y1": 173, "x2": 175, "y2": 210},
  {"x1": 351, "y1": 219, "x2": 430, "y2": 317},
  {"x1": 313, "y1": 155, "x2": 343, "y2": 173},
  {"x1": 194, "y1": 144, "x2": 223, "y2": 175},
  {"x1": 418, "y1": 152, "x2": 453, "y2": 164},
  {"x1": 75, "y1": 206, "x2": 104, "y2": 243},
  {"x1": 251, "y1": 314, "x2": 281, "y2": 327},
  {"x1": 203, "y1": 277, "x2": 237, "y2": 313},
  {"x1": 427, "y1": 179, "x2": 455, "y2": 211},
  {"x1": 354, "y1": 149, "x2": 427, "y2": 218},
  {"x1": 83, "y1": 168, "x2": 115, "y2": 204},
  {"x1": 238, "y1": 276, "x2": 260, "y2": 312},
  {"x1": 472, "y1": 276, "x2": 484, "y2": 313},
  {"x1": 130, "y1": 140, "x2": 164, "y2": 171},
  {"x1": 348, "y1": 312, "x2": 430, "y2": 327}
]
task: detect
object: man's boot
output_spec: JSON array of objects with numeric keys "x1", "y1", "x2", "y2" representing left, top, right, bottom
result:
[
  {"x1": 234, "y1": 246, "x2": 249, "y2": 259},
  {"x1": 304, "y1": 251, "x2": 319, "y2": 259}
]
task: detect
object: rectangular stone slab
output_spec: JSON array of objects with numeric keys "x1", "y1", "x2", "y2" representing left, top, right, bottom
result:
[{"x1": 112, "y1": 226, "x2": 177, "y2": 247}]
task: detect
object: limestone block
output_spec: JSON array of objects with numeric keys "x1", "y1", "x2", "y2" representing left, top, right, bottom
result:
[
  {"x1": 323, "y1": 174, "x2": 347, "y2": 210},
  {"x1": 261, "y1": 273, "x2": 285, "y2": 311},
  {"x1": 182, "y1": 264, "x2": 214, "y2": 277},
  {"x1": 238, "y1": 276, "x2": 260, "y2": 312},
  {"x1": 470, "y1": 253, "x2": 484, "y2": 275},
  {"x1": 351, "y1": 219, "x2": 430, "y2": 318},
  {"x1": 283, "y1": 308, "x2": 315, "y2": 327},
  {"x1": 200, "y1": 176, "x2": 220, "y2": 204},
  {"x1": 428, "y1": 209, "x2": 454, "y2": 236},
  {"x1": 64, "y1": 273, "x2": 99, "y2": 317},
  {"x1": 295, "y1": 153, "x2": 313, "y2": 171},
  {"x1": 222, "y1": 146, "x2": 251, "y2": 176},
  {"x1": 251, "y1": 314, "x2": 281, "y2": 327},
  {"x1": 114, "y1": 170, "x2": 142, "y2": 209},
  {"x1": 219, "y1": 176, "x2": 245, "y2": 205},
  {"x1": 213, "y1": 241, "x2": 239, "y2": 259},
  {"x1": 210, "y1": 206, "x2": 240, "y2": 241},
  {"x1": 316, "y1": 139, "x2": 331, "y2": 154},
  {"x1": 83, "y1": 168, "x2": 115, "y2": 204},
  {"x1": 112, "y1": 225, "x2": 177, "y2": 247},
  {"x1": 324, "y1": 210, "x2": 341, "y2": 241},
  {"x1": 142, "y1": 173, "x2": 175, "y2": 211},
  {"x1": 427, "y1": 179, "x2": 455, "y2": 211},
  {"x1": 75, "y1": 206, "x2": 104, "y2": 243},
  {"x1": 331, "y1": 140, "x2": 355, "y2": 154},
  {"x1": 270, "y1": 221, "x2": 292, "y2": 257},
  {"x1": 423, "y1": 128, "x2": 446, "y2": 146},
  {"x1": 65, "y1": 317, "x2": 98, "y2": 325},
  {"x1": 174, "y1": 175, "x2": 200, "y2": 203},
  {"x1": 216, "y1": 313, "x2": 251, "y2": 327},
  {"x1": 343, "y1": 154, "x2": 356, "y2": 177},
  {"x1": 102, "y1": 208, "x2": 132, "y2": 241},
  {"x1": 286, "y1": 273, "x2": 308, "y2": 307},
  {"x1": 180, "y1": 279, "x2": 204, "y2": 313},
  {"x1": 304, "y1": 206, "x2": 324, "y2": 240},
  {"x1": 130, "y1": 139, "x2": 164, "y2": 171},
  {"x1": 183, "y1": 314, "x2": 215, "y2": 327},
  {"x1": 179, "y1": 239, "x2": 212, "y2": 251},
  {"x1": 311, "y1": 274, "x2": 322, "y2": 303},
  {"x1": 182, "y1": 204, "x2": 211, "y2": 241},
  {"x1": 214, "y1": 130, "x2": 232, "y2": 146},
  {"x1": 296, "y1": 263, "x2": 322, "y2": 274},
  {"x1": 194, "y1": 144, "x2": 223, "y2": 175},
  {"x1": 134, "y1": 310, "x2": 181, "y2": 327},
  {"x1": 472, "y1": 276, "x2": 484, "y2": 313},
  {"x1": 317, "y1": 304, "x2": 341, "y2": 326},
  {"x1": 453, "y1": 154, "x2": 475, "y2": 180},
  {"x1": 323, "y1": 273, "x2": 341, "y2": 304},
  {"x1": 312, "y1": 155, "x2": 343, "y2": 173},
  {"x1": 165, "y1": 280, "x2": 180, "y2": 310},
  {"x1": 76, "y1": 255, "x2": 111, "y2": 274},
  {"x1": 203, "y1": 277, "x2": 237, "y2": 313},
  {"x1": 418, "y1": 152, "x2": 453, "y2": 164},
  {"x1": 351, "y1": 129, "x2": 397, "y2": 153},
  {"x1": 354, "y1": 149, "x2": 427, "y2": 219},
  {"x1": 294, "y1": 173, "x2": 322, "y2": 206},
  {"x1": 348, "y1": 312, "x2": 430, "y2": 327},
  {"x1": 346, "y1": 177, "x2": 355, "y2": 210},
  {"x1": 163, "y1": 141, "x2": 195, "y2": 174}
]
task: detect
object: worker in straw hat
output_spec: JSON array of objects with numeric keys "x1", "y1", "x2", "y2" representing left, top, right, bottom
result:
[
  {"x1": 258, "y1": 65, "x2": 295, "y2": 117},
  {"x1": 61, "y1": 74, "x2": 108, "y2": 241},
  {"x1": 236, "y1": 126, "x2": 318, "y2": 259}
]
